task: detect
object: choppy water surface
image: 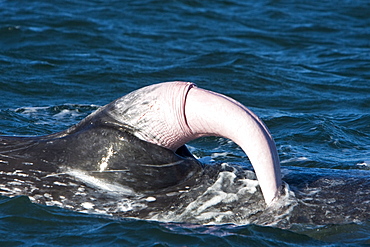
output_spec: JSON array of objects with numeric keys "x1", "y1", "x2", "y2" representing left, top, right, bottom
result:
[{"x1": 0, "y1": 0, "x2": 369, "y2": 246}]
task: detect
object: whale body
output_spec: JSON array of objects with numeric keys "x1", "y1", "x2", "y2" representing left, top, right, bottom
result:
[
  {"x1": 1, "y1": 81, "x2": 370, "y2": 227},
  {"x1": 0, "y1": 81, "x2": 286, "y2": 224}
]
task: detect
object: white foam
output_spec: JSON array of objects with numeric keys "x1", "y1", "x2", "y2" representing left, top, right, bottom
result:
[
  {"x1": 192, "y1": 172, "x2": 239, "y2": 214},
  {"x1": 0, "y1": 170, "x2": 29, "y2": 178},
  {"x1": 357, "y1": 161, "x2": 370, "y2": 167},
  {"x1": 116, "y1": 201, "x2": 134, "y2": 212},
  {"x1": 8, "y1": 181, "x2": 23, "y2": 186},
  {"x1": 81, "y1": 202, "x2": 95, "y2": 209},
  {"x1": 53, "y1": 181, "x2": 67, "y2": 186},
  {"x1": 48, "y1": 200, "x2": 64, "y2": 207},
  {"x1": 145, "y1": 162, "x2": 300, "y2": 226},
  {"x1": 145, "y1": 196, "x2": 156, "y2": 202},
  {"x1": 53, "y1": 109, "x2": 80, "y2": 120},
  {"x1": 281, "y1": 157, "x2": 309, "y2": 163},
  {"x1": 258, "y1": 182, "x2": 298, "y2": 227},
  {"x1": 15, "y1": 106, "x2": 48, "y2": 114},
  {"x1": 210, "y1": 152, "x2": 229, "y2": 158},
  {"x1": 147, "y1": 167, "x2": 262, "y2": 224}
]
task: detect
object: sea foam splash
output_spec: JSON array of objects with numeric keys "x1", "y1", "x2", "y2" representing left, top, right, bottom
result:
[{"x1": 8, "y1": 162, "x2": 297, "y2": 228}]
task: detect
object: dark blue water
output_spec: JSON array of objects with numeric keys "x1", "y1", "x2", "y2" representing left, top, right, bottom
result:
[{"x1": 0, "y1": 0, "x2": 369, "y2": 246}]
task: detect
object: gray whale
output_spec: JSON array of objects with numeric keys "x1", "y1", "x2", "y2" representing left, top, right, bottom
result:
[
  {"x1": 0, "y1": 81, "x2": 284, "y2": 224},
  {"x1": 1, "y1": 81, "x2": 370, "y2": 227}
]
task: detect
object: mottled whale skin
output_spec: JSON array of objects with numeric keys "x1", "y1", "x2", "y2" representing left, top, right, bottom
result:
[
  {"x1": 1, "y1": 81, "x2": 370, "y2": 227},
  {"x1": 0, "y1": 81, "x2": 286, "y2": 224},
  {"x1": 0, "y1": 100, "x2": 203, "y2": 193}
]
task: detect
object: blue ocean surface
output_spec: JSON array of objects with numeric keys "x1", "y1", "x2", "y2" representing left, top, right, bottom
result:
[{"x1": 0, "y1": 0, "x2": 369, "y2": 246}]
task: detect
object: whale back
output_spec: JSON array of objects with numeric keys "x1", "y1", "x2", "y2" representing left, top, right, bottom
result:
[{"x1": 0, "y1": 103, "x2": 203, "y2": 193}]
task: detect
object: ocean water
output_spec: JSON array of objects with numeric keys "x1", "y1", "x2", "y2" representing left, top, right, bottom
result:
[{"x1": 0, "y1": 0, "x2": 369, "y2": 246}]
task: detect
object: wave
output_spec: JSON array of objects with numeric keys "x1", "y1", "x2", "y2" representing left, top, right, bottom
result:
[{"x1": 0, "y1": 104, "x2": 98, "y2": 135}]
